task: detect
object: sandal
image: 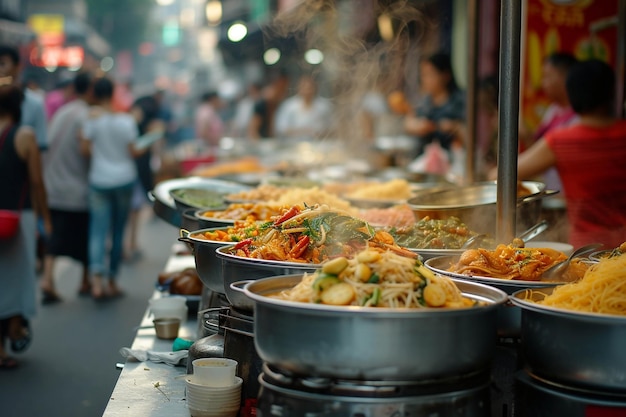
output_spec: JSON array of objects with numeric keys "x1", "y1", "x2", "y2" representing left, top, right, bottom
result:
[
  {"x1": 78, "y1": 283, "x2": 92, "y2": 297},
  {"x1": 0, "y1": 356, "x2": 19, "y2": 370},
  {"x1": 10, "y1": 318, "x2": 32, "y2": 353},
  {"x1": 42, "y1": 290, "x2": 62, "y2": 305}
]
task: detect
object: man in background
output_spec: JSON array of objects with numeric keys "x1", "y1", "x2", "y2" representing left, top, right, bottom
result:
[{"x1": 40, "y1": 72, "x2": 93, "y2": 304}]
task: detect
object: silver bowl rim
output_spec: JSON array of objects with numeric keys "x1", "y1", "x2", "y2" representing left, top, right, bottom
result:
[
  {"x1": 215, "y1": 245, "x2": 322, "y2": 269},
  {"x1": 510, "y1": 286, "x2": 626, "y2": 324},
  {"x1": 242, "y1": 273, "x2": 508, "y2": 316},
  {"x1": 407, "y1": 180, "x2": 545, "y2": 209},
  {"x1": 152, "y1": 176, "x2": 250, "y2": 209},
  {"x1": 424, "y1": 255, "x2": 566, "y2": 288}
]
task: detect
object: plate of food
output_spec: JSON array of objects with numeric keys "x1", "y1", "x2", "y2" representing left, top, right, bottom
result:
[
  {"x1": 424, "y1": 244, "x2": 589, "y2": 293},
  {"x1": 195, "y1": 202, "x2": 287, "y2": 228},
  {"x1": 169, "y1": 187, "x2": 229, "y2": 211}
]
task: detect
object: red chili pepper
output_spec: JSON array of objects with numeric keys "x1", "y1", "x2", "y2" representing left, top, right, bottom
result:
[
  {"x1": 273, "y1": 206, "x2": 300, "y2": 226},
  {"x1": 233, "y1": 238, "x2": 254, "y2": 250},
  {"x1": 289, "y1": 235, "x2": 310, "y2": 258}
]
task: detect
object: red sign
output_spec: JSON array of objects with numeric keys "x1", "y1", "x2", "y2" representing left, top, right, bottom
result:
[
  {"x1": 521, "y1": 0, "x2": 619, "y2": 131},
  {"x1": 30, "y1": 46, "x2": 84, "y2": 68}
]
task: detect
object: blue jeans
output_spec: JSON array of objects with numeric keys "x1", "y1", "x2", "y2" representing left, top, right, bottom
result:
[{"x1": 88, "y1": 182, "x2": 134, "y2": 279}]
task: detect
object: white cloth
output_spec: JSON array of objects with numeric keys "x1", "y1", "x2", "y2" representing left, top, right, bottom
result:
[
  {"x1": 82, "y1": 111, "x2": 139, "y2": 188},
  {"x1": 274, "y1": 96, "x2": 332, "y2": 140},
  {"x1": 119, "y1": 347, "x2": 188, "y2": 366},
  {"x1": 43, "y1": 99, "x2": 90, "y2": 210}
]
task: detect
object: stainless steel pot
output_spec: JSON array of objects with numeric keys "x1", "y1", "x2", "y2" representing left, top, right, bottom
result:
[
  {"x1": 216, "y1": 248, "x2": 318, "y2": 311},
  {"x1": 425, "y1": 255, "x2": 560, "y2": 337},
  {"x1": 239, "y1": 274, "x2": 507, "y2": 380},
  {"x1": 193, "y1": 209, "x2": 236, "y2": 229},
  {"x1": 178, "y1": 228, "x2": 233, "y2": 294},
  {"x1": 150, "y1": 177, "x2": 250, "y2": 227},
  {"x1": 511, "y1": 288, "x2": 626, "y2": 392},
  {"x1": 408, "y1": 181, "x2": 557, "y2": 235},
  {"x1": 181, "y1": 208, "x2": 200, "y2": 232}
]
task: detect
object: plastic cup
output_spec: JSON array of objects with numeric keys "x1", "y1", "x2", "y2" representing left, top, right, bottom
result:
[
  {"x1": 149, "y1": 296, "x2": 188, "y2": 323},
  {"x1": 153, "y1": 318, "x2": 181, "y2": 339},
  {"x1": 191, "y1": 358, "x2": 238, "y2": 387}
]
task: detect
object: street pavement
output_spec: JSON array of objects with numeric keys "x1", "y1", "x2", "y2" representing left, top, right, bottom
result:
[{"x1": 0, "y1": 209, "x2": 181, "y2": 417}]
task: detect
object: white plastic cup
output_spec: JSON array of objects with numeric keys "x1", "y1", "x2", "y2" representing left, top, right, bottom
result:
[
  {"x1": 149, "y1": 296, "x2": 188, "y2": 323},
  {"x1": 192, "y1": 358, "x2": 238, "y2": 387}
]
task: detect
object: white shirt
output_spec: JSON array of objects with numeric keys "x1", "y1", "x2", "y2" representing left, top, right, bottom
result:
[
  {"x1": 44, "y1": 99, "x2": 90, "y2": 210},
  {"x1": 82, "y1": 111, "x2": 139, "y2": 188},
  {"x1": 275, "y1": 96, "x2": 332, "y2": 140}
]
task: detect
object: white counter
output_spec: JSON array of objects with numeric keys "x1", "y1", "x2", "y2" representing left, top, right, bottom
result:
[{"x1": 103, "y1": 255, "x2": 198, "y2": 417}]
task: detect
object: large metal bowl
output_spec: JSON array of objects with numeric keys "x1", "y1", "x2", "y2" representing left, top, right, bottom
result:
[
  {"x1": 179, "y1": 228, "x2": 235, "y2": 294},
  {"x1": 215, "y1": 247, "x2": 319, "y2": 311},
  {"x1": 511, "y1": 287, "x2": 626, "y2": 392},
  {"x1": 241, "y1": 274, "x2": 507, "y2": 381},
  {"x1": 150, "y1": 177, "x2": 250, "y2": 227},
  {"x1": 425, "y1": 255, "x2": 561, "y2": 337},
  {"x1": 408, "y1": 181, "x2": 554, "y2": 235},
  {"x1": 193, "y1": 209, "x2": 238, "y2": 229}
]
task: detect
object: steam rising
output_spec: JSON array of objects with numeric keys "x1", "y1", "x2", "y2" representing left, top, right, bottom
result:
[{"x1": 266, "y1": 0, "x2": 431, "y2": 150}]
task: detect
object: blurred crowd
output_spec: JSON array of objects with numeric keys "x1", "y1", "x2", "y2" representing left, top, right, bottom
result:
[{"x1": 1, "y1": 36, "x2": 626, "y2": 371}]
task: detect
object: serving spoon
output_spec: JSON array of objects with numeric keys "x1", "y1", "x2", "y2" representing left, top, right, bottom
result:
[
  {"x1": 541, "y1": 243, "x2": 604, "y2": 281},
  {"x1": 461, "y1": 219, "x2": 550, "y2": 250}
]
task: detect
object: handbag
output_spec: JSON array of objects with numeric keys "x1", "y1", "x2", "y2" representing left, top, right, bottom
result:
[{"x1": 0, "y1": 126, "x2": 25, "y2": 239}]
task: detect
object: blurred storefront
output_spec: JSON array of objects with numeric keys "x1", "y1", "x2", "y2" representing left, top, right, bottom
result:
[{"x1": 19, "y1": 0, "x2": 110, "y2": 87}]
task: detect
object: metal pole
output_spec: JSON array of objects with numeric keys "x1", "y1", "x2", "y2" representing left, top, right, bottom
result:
[
  {"x1": 465, "y1": 0, "x2": 479, "y2": 185},
  {"x1": 496, "y1": 0, "x2": 522, "y2": 243},
  {"x1": 616, "y1": 0, "x2": 626, "y2": 117}
]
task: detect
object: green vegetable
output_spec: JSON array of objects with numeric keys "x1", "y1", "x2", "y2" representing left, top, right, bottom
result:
[
  {"x1": 370, "y1": 288, "x2": 381, "y2": 305},
  {"x1": 367, "y1": 273, "x2": 380, "y2": 284},
  {"x1": 361, "y1": 287, "x2": 381, "y2": 306},
  {"x1": 312, "y1": 273, "x2": 340, "y2": 291}
]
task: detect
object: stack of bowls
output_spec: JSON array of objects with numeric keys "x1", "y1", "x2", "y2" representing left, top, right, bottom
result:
[{"x1": 185, "y1": 358, "x2": 241, "y2": 417}]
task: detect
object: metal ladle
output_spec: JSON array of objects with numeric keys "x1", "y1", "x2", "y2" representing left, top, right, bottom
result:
[
  {"x1": 541, "y1": 243, "x2": 604, "y2": 281},
  {"x1": 461, "y1": 219, "x2": 550, "y2": 250}
]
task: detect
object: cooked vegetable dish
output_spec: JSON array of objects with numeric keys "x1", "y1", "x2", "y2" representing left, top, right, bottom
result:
[
  {"x1": 386, "y1": 216, "x2": 483, "y2": 249},
  {"x1": 271, "y1": 248, "x2": 481, "y2": 308},
  {"x1": 226, "y1": 204, "x2": 416, "y2": 264}
]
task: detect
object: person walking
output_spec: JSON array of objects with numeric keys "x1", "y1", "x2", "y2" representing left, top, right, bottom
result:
[
  {"x1": 40, "y1": 72, "x2": 93, "y2": 304},
  {"x1": 80, "y1": 77, "x2": 143, "y2": 300},
  {"x1": 0, "y1": 81, "x2": 51, "y2": 369}
]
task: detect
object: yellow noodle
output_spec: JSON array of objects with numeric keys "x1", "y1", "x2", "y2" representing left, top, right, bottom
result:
[
  {"x1": 272, "y1": 249, "x2": 477, "y2": 309},
  {"x1": 535, "y1": 253, "x2": 626, "y2": 316}
]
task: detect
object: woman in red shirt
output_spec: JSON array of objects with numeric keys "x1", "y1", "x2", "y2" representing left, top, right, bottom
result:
[{"x1": 492, "y1": 60, "x2": 626, "y2": 248}]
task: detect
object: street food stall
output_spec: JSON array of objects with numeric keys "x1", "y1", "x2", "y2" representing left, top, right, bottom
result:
[{"x1": 103, "y1": 1, "x2": 626, "y2": 416}]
